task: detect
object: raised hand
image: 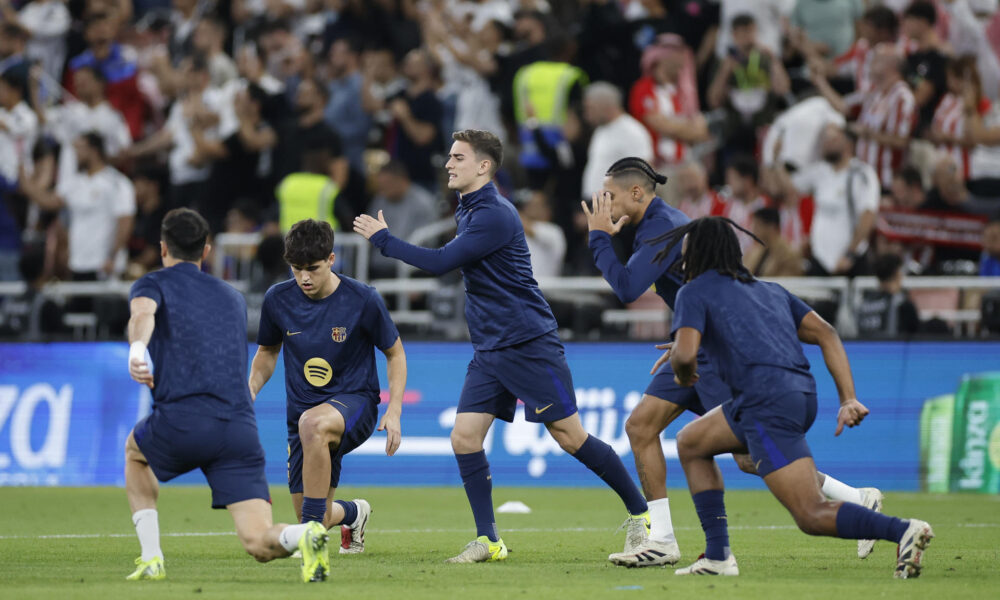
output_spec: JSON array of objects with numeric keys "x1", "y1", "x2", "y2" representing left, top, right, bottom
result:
[
  {"x1": 581, "y1": 191, "x2": 629, "y2": 235},
  {"x1": 353, "y1": 211, "x2": 389, "y2": 240}
]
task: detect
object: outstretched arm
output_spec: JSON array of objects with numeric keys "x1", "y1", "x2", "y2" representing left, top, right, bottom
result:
[
  {"x1": 797, "y1": 310, "x2": 868, "y2": 435},
  {"x1": 354, "y1": 209, "x2": 512, "y2": 275},
  {"x1": 127, "y1": 297, "x2": 158, "y2": 388},
  {"x1": 379, "y1": 338, "x2": 406, "y2": 456}
]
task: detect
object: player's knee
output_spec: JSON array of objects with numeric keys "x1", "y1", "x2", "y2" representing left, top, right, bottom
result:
[
  {"x1": 242, "y1": 535, "x2": 274, "y2": 563},
  {"x1": 624, "y1": 414, "x2": 654, "y2": 444},
  {"x1": 450, "y1": 428, "x2": 481, "y2": 453},
  {"x1": 675, "y1": 427, "x2": 697, "y2": 460}
]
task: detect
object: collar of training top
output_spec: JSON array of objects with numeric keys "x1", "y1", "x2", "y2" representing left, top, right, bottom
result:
[{"x1": 457, "y1": 181, "x2": 498, "y2": 208}]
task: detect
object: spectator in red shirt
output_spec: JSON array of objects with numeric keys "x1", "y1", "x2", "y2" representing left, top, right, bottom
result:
[
  {"x1": 65, "y1": 11, "x2": 147, "y2": 140},
  {"x1": 628, "y1": 34, "x2": 707, "y2": 168}
]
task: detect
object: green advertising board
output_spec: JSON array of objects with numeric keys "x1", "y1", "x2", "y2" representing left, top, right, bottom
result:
[{"x1": 920, "y1": 374, "x2": 1000, "y2": 493}]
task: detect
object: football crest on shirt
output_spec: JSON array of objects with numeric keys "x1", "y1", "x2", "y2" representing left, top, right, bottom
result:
[{"x1": 331, "y1": 327, "x2": 347, "y2": 343}]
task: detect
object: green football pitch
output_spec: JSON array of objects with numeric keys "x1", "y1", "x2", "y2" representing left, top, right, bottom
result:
[{"x1": 1, "y1": 486, "x2": 997, "y2": 599}]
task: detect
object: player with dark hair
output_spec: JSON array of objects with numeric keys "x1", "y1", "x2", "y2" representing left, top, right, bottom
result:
[
  {"x1": 585, "y1": 157, "x2": 882, "y2": 567},
  {"x1": 353, "y1": 129, "x2": 650, "y2": 563},
  {"x1": 648, "y1": 216, "x2": 933, "y2": 578},
  {"x1": 125, "y1": 208, "x2": 328, "y2": 583},
  {"x1": 249, "y1": 218, "x2": 406, "y2": 562}
]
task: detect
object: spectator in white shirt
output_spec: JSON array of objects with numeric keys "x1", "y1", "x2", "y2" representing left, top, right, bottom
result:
[
  {"x1": 514, "y1": 189, "x2": 567, "y2": 279},
  {"x1": 0, "y1": 69, "x2": 38, "y2": 184},
  {"x1": 125, "y1": 54, "x2": 235, "y2": 211},
  {"x1": 776, "y1": 123, "x2": 880, "y2": 276},
  {"x1": 3, "y1": 0, "x2": 71, "y2": 85},
  {"x1": 47, "y1": 66, "x2": 131, "y2": 179},
  {"x1": 581, "y1": 82, "x2": 654, "y2": 200},
  {"x1": 192, "y1": 16, "x2": 239, "y2": 89},
  {"x1": 22, "y1": 132, "x2": 135, "y2": 280}
]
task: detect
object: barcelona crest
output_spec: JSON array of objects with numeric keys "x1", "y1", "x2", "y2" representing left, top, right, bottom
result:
[{"x1": 331, "y1": 327, "x2": 347, "y2": 343}]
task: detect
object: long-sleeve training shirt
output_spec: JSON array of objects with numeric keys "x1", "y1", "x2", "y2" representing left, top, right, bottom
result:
[{"x1": 370, "y1": 181, "x2": 558, "y2": 351}]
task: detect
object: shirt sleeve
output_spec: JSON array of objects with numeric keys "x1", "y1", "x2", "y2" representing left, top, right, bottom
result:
[
  {"x1": 256, "y1": 290, "x2": 283, "y2": 346},
  {"x1": 361, "y1": 288, "x2": 400, "y2": 351},
  {"x1": 671, "y1": 284, "x2": 706, "y2": 335},
  {"x1": 113, "y1": 176, "x2": 137, "y2": 217},
  {"x1": 786, "y1": 288, "x2": 814, "y2": 327},
  {"x1": 855, "y1": 164, "x2": 880, "y2": 213},
  {"x1": 371, "y1": 206, "x2": 515, "y2": 275},
  {"x1": 129, "y1": 275, "x2": 162, "y2": 305},
  {"x1": 589, "y1": 229, "x2": 667, "y2": 304}
]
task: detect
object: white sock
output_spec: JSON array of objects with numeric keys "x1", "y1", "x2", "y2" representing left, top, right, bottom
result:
[
  {"x1": 131, "y1": 509, "x2": 163, "y2": 561},
  {"x1": 278, "y1": 523, "x2": 311, "y2": 552},
  {"x1": 648, "y1": 498, "x2": 676, "y2": 543},
  {"x1": 821, "y1": 475, "x2": 863, "y2": 504}
]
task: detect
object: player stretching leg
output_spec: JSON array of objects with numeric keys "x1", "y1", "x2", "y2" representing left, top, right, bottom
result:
[
  {"x1": 249, "y1": 219, "x2": 405, "y2": 555},
  {"x1": 653, "y1": 217, "x2": 932, "y2": 578},
  {"x1": 125, "y1": 209, "x2": 328, "y2": 583},
  {"x1": 354, "y1": 130, "x2": 649, "y2": 563},
  {"x1": 585, "y1": 158, "x2": 883, "y2": 567}
]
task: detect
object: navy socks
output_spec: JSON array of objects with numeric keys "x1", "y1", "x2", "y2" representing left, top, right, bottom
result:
[
  {"x1": 334, "y1": 499, "x2": 358, "y2": 527},
  {"x1": 692, "y1": 490, "x2": 730, "y2": 561},
  {"x1": 572, "y1": 434, "x2": 648, "y2": 516},
  {"x1": 835, "y1": 501, "x2": 909, "y2": 543},
  {"x1": 456, "y1": 450, "x2": 499, "y2": 542},
  {"x1": 301, "y1": 496, "x2": 326, "y2": 524}
]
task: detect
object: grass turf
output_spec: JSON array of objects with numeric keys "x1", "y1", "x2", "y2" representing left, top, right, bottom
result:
[{"x1": 0, "y1": 486, "x2": 997, "y2": 599}]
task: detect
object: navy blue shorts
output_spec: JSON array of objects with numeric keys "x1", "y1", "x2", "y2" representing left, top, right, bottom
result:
[
  {"x1": 287, "y1": 393, "x2": 378, "y2": 493},
  {"x1": 644, "y1": 357, "x2": 731, "y2": 416},
  {"x1": 459, "y1": 330, "x2": 578, "y2": 424},
  {"x1": 133, "y1": 407, "x2": 269, "y2": 509},
  {"x1": 722, "y1": 391, "x2": 818, "y2": 477}
]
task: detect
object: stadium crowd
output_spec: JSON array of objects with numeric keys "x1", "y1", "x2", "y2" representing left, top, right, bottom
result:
[{"x1": 1, "y1": 0, "x2": 1000, "y2": 339}]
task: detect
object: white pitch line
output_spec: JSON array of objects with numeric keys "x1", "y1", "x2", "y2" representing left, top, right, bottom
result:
[{"x1": 0, "y1": 522, "x2": 996, "y2": 541}]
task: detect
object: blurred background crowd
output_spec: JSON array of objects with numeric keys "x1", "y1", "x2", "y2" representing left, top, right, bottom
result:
[{"x1": 2, "y1": 0, "x2": 1000, "y2": 341}]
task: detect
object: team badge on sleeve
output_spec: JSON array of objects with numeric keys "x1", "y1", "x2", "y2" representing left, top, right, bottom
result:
[{"x1": 331, "y1": 327, "x2": 347, "y2": 343}]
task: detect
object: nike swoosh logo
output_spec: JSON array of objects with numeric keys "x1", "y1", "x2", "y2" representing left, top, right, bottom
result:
[
  {"x1": 535, "y1": 403, "x2": 554, "y2": 414},
  {"x1": 286, "y1": 331, "x2": 302, "y2": 336}
]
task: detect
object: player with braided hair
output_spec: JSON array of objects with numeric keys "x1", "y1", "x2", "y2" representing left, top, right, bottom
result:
[
  {"x1": 584, "y1": 158, "x2": 883, "y2": 568},
  {"x1": 653, "y1": 217, "x2": 932, "y2": 578}
]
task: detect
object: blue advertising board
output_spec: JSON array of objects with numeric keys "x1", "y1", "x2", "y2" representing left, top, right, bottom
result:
[{"x1": 0, "y1": 341, "x2": 997, "y2": 490}]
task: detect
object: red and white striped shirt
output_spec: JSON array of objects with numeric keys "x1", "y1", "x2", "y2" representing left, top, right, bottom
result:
[
  {"x1": 710, "y1": 192, "x2": 768, "y2": 254},
  {"x1": 931, "y1": 94, "x2": 991, "y2": 180},
  {"x1": 677, "y1": 191, "x2": 719, "y2": 221},
  {"x1": 834, "y1": 38, "x2": 915, "y2": 96},
  {"x1": 629, "y1": 76, "x2": 687, "y2": 165},
  {"x1": 770, "y1": 196, "x2": 815, "y2": 251},
  {"x1": 855, "y1": 80, "x2": 916, "y2": 188}
]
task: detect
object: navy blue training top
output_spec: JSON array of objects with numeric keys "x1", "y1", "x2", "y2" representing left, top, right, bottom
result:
[
  {"x1": 370, "y1": 181, "x2": 558, "y2": 351},
  {"x1": 129, "y1": 262, "x2": 253, "y2": 419},
  {"x1": 257, "y1": 275, "x2": 399, "y2": 410},
  {"x1": 671, "y1": 270, "x2": 816, "y2": 401},
  {"x1": 590, "y1": 197, "x2": 691, "y2": 308}
]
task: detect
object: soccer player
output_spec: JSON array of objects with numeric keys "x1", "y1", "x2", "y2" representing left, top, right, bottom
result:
[
  {"x1": 249, "y1": 219, "x2": 405, "y2": 555},
  {"x1": 584, "y1": 157, "x2": 884, "y2": 567},
  {"x1": 353, "y1": 129, "x2": 650, "y2": 563},
  {"x1": 125, "y1": 208, "x2": 329, "y2": 583},
  {"x1": 651, "y1": 216, "x2": 933, "y2": 578}
]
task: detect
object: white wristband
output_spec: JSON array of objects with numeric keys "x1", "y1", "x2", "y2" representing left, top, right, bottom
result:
[{"x1": 129, "y1": 341, "x2": 147, "y2": 368}]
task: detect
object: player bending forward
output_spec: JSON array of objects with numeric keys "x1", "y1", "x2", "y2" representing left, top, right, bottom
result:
[
  {"x1": 584, "y1": 157, "x2": 884, "y2": 567},
  {"x1": 125, "y1": 209, "x2": 328, "y2": 583},
  {"x1": 249, "y1": 219, "x2": 405, "y2": 571},
  {"x1": 354, "y1": 129, "x2": 650, "y2": 563},
  {"x1": 654, "y1": 216, "x2": 932, "y2": 578}
]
